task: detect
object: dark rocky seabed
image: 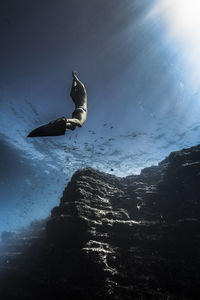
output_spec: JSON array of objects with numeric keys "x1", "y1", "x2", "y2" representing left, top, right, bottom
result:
[{"x1": 0, "y1": 144, "x2": 200, "y2": 300}]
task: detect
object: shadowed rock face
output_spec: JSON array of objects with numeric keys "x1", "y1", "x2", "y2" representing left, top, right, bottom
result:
[{"x1": 1, "y1": 145, "x2": 200, "y2": 299}]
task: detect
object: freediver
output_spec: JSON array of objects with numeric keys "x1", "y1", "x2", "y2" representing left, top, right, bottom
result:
[{"x1": 27, "y1": 71, "x2": 87, "y2": 137}]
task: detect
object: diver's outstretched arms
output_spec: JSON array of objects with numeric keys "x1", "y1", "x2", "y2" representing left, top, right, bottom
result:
[
  {"x1": 68, "y1": 70, "x2": 87, "y2": 128},
  {"x1": 70, "y1": 71, "x2": 87, "y2": 107},
  {"x1": 27, "y1": 71, "x2": 87, "y2": 137},
  {"x1": 72, "y1": 70, "x2": 84, "y2": 87}
]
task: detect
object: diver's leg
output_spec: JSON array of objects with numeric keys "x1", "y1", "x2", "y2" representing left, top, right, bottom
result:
[
  {"x1": 65, "y1": 121, "x2": 76, "y2": 130},
  {"x1": 49, "y1": 116, "x2": 77, "y2": 131},
  {"x1": 66, "y1": 118, "x2": 81, "y2": 127},
  {"x1": 67, "y1": 109, "x2": 87, "y2": 127}
]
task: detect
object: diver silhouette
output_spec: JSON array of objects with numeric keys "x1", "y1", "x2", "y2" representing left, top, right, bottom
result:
[{"x1": 27, "y1": 71, "x2": 87, "y2": 137}]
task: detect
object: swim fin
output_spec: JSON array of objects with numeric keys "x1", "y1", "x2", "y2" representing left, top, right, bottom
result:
[{"x1": 27, "y1": 118, "x2": 67, "y2": 137}]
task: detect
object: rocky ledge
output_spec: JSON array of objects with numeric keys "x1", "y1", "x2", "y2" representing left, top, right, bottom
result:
[{"x1": 0, "y1": 144, "x2": 200, "y2": 299}]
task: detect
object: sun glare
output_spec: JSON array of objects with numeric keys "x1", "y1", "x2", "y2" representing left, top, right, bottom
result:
[
  {"x1": 148, "y1": 0, "x2": 200, "y2": 89},
  {"x1": 170, "y1": 0, "x2": 200, "y2": 31},
  {"x1": 151, "y1": 0, "x2": 200, "y2": 38}
]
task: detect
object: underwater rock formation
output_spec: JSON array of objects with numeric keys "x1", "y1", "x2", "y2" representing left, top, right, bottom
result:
[{"x1": 1, "y1": 144, "x2": 200, "y2": 299}]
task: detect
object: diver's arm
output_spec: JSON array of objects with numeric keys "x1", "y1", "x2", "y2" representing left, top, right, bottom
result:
[
  {"x1": 70, "y1": 72, "x2": 87, "y2": 109},
  {"x1": 66, "y1": 72, "x2": 87, "y2": 130}
]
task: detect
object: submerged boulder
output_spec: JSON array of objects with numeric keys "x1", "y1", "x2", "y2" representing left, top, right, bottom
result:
[{"x1": 1, "y1": 145, "x2": 200, "y2": 299}]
